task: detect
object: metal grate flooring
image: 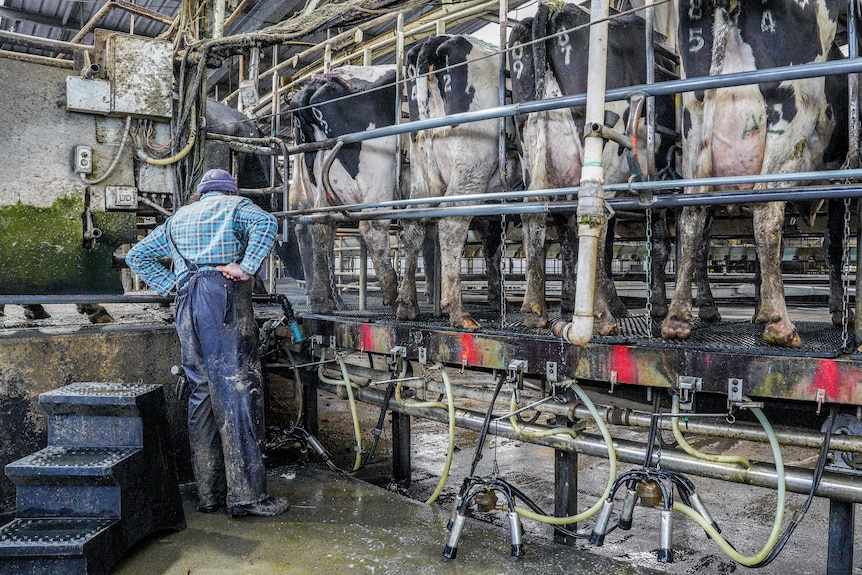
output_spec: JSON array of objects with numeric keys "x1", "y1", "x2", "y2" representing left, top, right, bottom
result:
[{"x1": 279, "y1": 287, "x2": 852, "y2": 358}]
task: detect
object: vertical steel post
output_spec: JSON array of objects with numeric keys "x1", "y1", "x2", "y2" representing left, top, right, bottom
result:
[
  {"x1": 849, "y1": 0, "x2": 862, "y2": 345},
  {"x1": 359, "y1": 243, "x2": 368, "y2": 310},
  {"x1": 554, "y1": 445, "x2": 578, "y2": 545},
  {"x1": 301, "y1": 368, "x2": 319, "y2": 437},
  {"x1": 392, "y1": 410, "x2": 411, "y2": 483},
  {"x1": 827, "y1": 498, "x2": 855, "y2": 575}
]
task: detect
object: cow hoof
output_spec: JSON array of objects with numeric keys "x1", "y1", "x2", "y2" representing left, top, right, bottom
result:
[
  {"x1": 595, "y1": 319, "x2": 620, "y2": 337},
  {"x1": 661, "y1": 318, "x2": 692, "y2": 341},
  {"x1": 763, "y1": 323, "x2": 802, "y2": 348},
  {"x1": 396, "y1": 303, "x2": 420, "y2": 322},
  {"x1": 523, "y1": 314, "x2": 549, "y2": 329},
  {"x1": 832, "y1": 310, "x2": 855, "y2": 328},
  {"x1": 24, "y1": 306, "x2": 51, "y2": 320},
  {"x1": 650, "y1": 303, "x2": 668, "y2": 320},
  {"x1": 88, "y1": 310, "x2": 115, "y2": 324},
  {"x1": 456, "y1": 316, "x2": 481, "y2": 330},
  {"x1": 310, "y1": 300, "x2": 334, "y2": 314},
  {"x1": 609, "y1": 298, "x2": 629, "y2": 318},
  {"x1": 698, "y1": 305, "x2": 721, "y2": 322}
]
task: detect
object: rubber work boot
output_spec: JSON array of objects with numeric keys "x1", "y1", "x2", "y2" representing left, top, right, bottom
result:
[
  {"x1": 228, "y1": 496, "x2": 289, "y2": 518},
  {"x1": 196, "y1": 494, "x2": 227, "y2": 513}
]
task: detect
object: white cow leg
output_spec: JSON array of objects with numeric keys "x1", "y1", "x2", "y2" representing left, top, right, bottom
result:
[
  {"x1": 662, "y1": 204, "x2": 706, "y2": 340},
  {"x1": 753, "y1": 201, "x2": 800, "y2": 347},
  {"x1": 521, "y1": 211, "x2": 549, "y2": 328},
  {"x1": 396, "y1": 219, "x2": 425, "y2": 321},
  {"x1": 359, "y1": 220, "x2": 398, "y2": 309},
  {"x1": 438, "y1": 216, "x2": 478, "y2": 329}
]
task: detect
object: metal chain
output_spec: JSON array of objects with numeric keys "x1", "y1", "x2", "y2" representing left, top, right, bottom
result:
[
  {"x1": 645, "y1": 207, "x2": 654, "y2": 321},
  {"x1": 841, "y1": 197, "x2": 852, "y2": 351},
  {"x1": 500, "y1": 214, "x2": 507, "y2": 329},
  {"x1": 327, "y1": 241, "x2": 338, "y2": 307}
]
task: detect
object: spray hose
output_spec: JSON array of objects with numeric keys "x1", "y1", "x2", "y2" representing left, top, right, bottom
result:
[
  {"x1": 513, "y1": 381, "x2": 617, "y2": 525},
  {"x1": 394, "y1": 363, "x2": 456, "y2": 505},
  {"x1": 316, "y1": 350, "x2": 364, "y2": 473}
]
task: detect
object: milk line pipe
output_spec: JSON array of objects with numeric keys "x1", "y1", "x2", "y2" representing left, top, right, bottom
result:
[
  {"x1": 279, "y1": 169, "x2": 862, "y2": 216},
  {"x1": 275, "y1": 58, "x2": 862, "y2": 156},
  {"x1": 577, "y1": 403, "x2": 862, "y2": 454},
  {"x1": 291, "y1": 183, "x2": 862, "y2": 225},
  {"x1": 278, "y1": 357, "x2": 862, "y2": 452},
  {"x1": 294, "y1": 376, "x2": 862, "y2": 502}
]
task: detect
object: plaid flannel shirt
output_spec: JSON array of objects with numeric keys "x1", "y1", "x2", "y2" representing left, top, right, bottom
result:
[{"x1": 126, "y1": 192, "x2": 277, "y2": 296}]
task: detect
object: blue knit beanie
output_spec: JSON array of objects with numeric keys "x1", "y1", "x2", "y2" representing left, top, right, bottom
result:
[{"x1": 197, "y1": 169, "x2": 238, "y2": 194}]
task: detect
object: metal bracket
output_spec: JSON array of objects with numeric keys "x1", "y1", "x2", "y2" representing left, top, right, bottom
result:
[
  {"x1": 816, "y1": 388, "x2": 827, "y2": 415},
  {"x1": 727, "y1": 378, "x2": 764, "y2": 411},
  {"x1": 389, "y1": 346, "x2": 407, "y2": 375},
  {"x1": 677, "y1": 376, "x2": 702, "y2": 411},
  {"x1": 545, "y1": 361, "x2": 558, "y2": 384},
  {"x1": 508, "y1": 360, "x2": 528, "y2": 390},
  {"x1": 418, "y1": 347, "x2": 427, "y2": 366},
  {"x1": 329, "y1": 335, "x2": 337, "y2": 349},
  {"x1": 309, "y1": 334, "x2": 323, "y2": 357},
  {"x1": 609, "y1": 371, "x2": 618, "y2": 395}
]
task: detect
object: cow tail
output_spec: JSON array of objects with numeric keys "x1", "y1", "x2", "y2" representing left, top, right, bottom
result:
[{"x1": 532, "y1": 3, "x2": 550, "y2": 102}]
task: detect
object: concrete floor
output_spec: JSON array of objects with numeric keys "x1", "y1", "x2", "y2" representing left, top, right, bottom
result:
[{"x1": 112, "y1": 464, "x2": 663, "y2": 575}]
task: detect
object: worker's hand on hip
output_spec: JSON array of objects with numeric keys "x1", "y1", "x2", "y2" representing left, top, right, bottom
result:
[{"x1": 215, "y1": 262, "x2": 250, "y2": 281}]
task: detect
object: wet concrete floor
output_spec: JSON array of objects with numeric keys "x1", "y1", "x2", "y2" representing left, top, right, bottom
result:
[{"x1": 112, "y1": 463, "x2": 663, "y2": 575}]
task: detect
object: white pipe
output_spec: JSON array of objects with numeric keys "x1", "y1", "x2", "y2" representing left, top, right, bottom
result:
[
  {"x1": 213, "y1": 0, "x2": 226, "y2": 39},
  {"x1": 563, "y1": 0, "x2": 610, "y2": 345}
]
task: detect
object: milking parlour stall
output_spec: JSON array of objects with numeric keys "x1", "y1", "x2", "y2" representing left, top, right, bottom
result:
[{"x1": 4, "y1": 0, "x2": 862, "y2": 574}]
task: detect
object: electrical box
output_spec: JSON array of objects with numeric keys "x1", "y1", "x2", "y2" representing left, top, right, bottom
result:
[
  {"x1": 74, "y1": 145, "x2": 93, "y2": 174},
  {"x1": 66, "y1": 31, "x2": 173, "y2": 119},
  {"x1": 66, "y1": 77, "x2": 112, "y2": 115},
  {"x1": 104, "y1": 33, "x2": 173, "y2": 119},
  {"x1": 105, "y1": 186, "x2": 138, "y2": 210}
]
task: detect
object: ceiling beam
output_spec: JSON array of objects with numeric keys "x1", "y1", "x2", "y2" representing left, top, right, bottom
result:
[{"x1": 0, "y1": 5, "x2": 78, "y2": 32}]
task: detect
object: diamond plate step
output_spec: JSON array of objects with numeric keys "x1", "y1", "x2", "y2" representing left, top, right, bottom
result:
[{"x1": 0, "y1": 517, "x2": 119, "y2": 575}]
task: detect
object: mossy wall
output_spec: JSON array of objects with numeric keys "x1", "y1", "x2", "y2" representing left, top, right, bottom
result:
[{"x1": 0, "y1": 57, "x2": 137, "y2": 295}]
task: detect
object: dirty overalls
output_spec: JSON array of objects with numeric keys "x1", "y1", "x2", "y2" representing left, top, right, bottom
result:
[{"x1": 174, "y1": 266, "x2": 266, "y2": 509}]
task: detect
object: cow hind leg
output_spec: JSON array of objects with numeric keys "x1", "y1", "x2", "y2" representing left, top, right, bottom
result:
[
  {"x1": 421, "y1": 223, "x2": 438, "y2": 304},
  {"x1": 752, "y1": 201, "x2": 800, "y2": 347},
  {"x1": 396, "y1": 219, "x2": 426, "y2": 322},
  {"x1": 604, "y1": 217, "x2": 628, "y2": 318},
  {"x1": 438, "y1": 216, "x2": 479, "y2": 329},
  {"x1": 521, "y1": 212, "x2": 549, "y2": 328},
  {"x1": 556, "y1": 214, "x2": 578, "y2": 315},
  {"x1": 693, "y1": 213, "x2": 720, "y2": 322},
  {"x1": 478, "y1": 217, "x2": 504, "y2": 313},
  {"x1": 308, "y1": 223, "x2": 337, "y2": 314},
  {"x1": 359, "y1": 220, "x2": 397, "y2": 309},
  {"x1": 662, "y1": 205, "x2": 707, "y2": 341},
  {"x1": 647, "y1": 210, "x2": 670, "y2": 319}
]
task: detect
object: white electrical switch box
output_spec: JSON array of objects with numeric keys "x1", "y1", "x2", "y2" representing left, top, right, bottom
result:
[{"x1": 105, "y1": 186, "x2": 138, "y2": 210}]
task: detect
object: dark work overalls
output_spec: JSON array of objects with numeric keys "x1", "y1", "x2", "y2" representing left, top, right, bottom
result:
[{"x1": 171, "y1": 231, "x2": 267, "y2": 508}]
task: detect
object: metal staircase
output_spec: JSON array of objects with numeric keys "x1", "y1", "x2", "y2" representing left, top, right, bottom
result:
[{"x1": 0, "y1": 382, "x2": 185, "y2": 575}]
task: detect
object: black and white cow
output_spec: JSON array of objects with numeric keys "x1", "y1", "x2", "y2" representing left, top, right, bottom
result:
[
  {"x1": 396, "y1": 35, "x2": 506, "y2": 329},
  {"x1": 287, "y1": 66, "x2": 400, "y2": 314},
  {"x1": 509, "y1": 4, "x2": 673, "y2": 333},
  {"x1": 663, "y1": 0, "x2": 844, "y2": 347}
]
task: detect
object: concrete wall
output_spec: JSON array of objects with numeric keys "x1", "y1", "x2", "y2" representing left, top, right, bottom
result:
[
  {"x1": 0, "y1": 56, "x2": 137, "y2": 295},
  {"x1": 0, "y1": 325, "x2": 190, "y2": 514}
]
